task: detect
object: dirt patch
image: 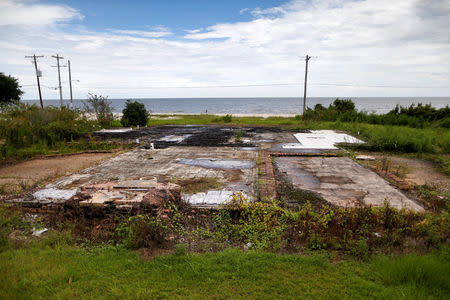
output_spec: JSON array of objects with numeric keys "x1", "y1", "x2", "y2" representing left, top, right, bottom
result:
[
  {"x1": 0, "y1": 152, "x2": 117, "y2": 194},
  {"x1": 173, "y1": 177, "x2": 223, "y2": 194},
  {"x1": 360, "y1": 154, "x2": 450, "y2": 192}
]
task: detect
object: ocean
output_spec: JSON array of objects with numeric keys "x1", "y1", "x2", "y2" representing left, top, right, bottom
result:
[{"x1": 22, "y1": 97, "x2": 450, "y2": 115}]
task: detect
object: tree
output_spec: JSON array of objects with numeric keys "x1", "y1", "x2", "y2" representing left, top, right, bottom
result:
[
  {"x1": 121, "y1": 100, "x2": 148, "y2": 127},
  {"x1": 82, "y1": 93, "x2": 114, "y2": 127},
  {"x1": 330, "y1": 98, "x2": 355, "y2": 113},
  {"x1": 0, "y1": 73, "x2": 23, "y2": 105}
]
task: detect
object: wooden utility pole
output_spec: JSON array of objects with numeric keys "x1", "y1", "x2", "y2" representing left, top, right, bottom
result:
[
  {"x1": 303, "y1": 55, "x2": 311, "y2": 115},
  {"x1": 68, "y1": 60, "x2": 73, "y2": 109},
  {"x1": 52, "y1": 54, "x2": 65, "y2": 107},
  {"x1": 25, "y1": 54, "x2": 44, "y2": 108}
]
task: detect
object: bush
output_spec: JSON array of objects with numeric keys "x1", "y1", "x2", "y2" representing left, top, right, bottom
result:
[
  {"x1": 175, "y1": 243, "x2": 188, "y2": 255},
  {"x1": 116, "y1": 215, "x2": 168, "y2": 249},
  {"x1": 83, "y1": 93, "x2": 114, "y2": 127},
  {"x1": 121, "y1": 100, "x2": 148, "y2": 127},
  {"x1": 302, "y1": 100, "x2": 449, "y2": 129},
  {"x1": 222, "y1": 114, "x2": 232, "y2": 123}
]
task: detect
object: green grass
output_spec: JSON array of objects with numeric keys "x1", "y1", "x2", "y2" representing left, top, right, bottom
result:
[{"x1": 0, "y1": 243, "x2": 448, "y2": 299}]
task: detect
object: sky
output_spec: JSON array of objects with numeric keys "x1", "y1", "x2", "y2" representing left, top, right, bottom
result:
[{"x1": 0, "y1": 0, "x2": 449, "y2": 100}]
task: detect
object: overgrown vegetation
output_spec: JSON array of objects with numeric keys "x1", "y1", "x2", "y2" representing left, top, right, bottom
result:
[
  {"x1": 303, "y1": 99, "x2": 450, "y2": 129},
  {"x1": 0, "y1": 102, "x2": 129, "y2": 160},
  {"x1": 0, "y1": 205, "x2": 448, "y2": 299}
]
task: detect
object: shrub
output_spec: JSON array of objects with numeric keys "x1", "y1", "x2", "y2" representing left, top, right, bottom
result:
[
  {"x1": 222, "y1": 114, "x2": 232, "y2": 123},
  {"x1": 116, "y1": 215, "x2": 168, "y2": 249},
  {"x1": 83, "y1": 93, "x2": 114, "y2": 127},
  {"x1": 175, "y1": 243, "x2": 188, "y2": 255},
  {"x1": 121, "y1": 100, "x2": 148, "y2": 127}
]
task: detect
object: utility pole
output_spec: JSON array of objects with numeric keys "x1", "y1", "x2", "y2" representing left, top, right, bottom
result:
[
  {"x1": 68, "y1": 60, "x2": 73, "y2": 109},
  {"x1": 52, "y1": 54, "x2": 65, "y2": 107},
  {"x1": 303, "y1": 55, "x2": 311, "y2": 115},
  {"x1": 25, "y1": 54, "x2": 44, "y2": 108}
]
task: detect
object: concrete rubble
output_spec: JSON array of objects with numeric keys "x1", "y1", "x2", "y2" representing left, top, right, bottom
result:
[{"x1": 32, "y1": 188, "x2": 77, "y2": 204}]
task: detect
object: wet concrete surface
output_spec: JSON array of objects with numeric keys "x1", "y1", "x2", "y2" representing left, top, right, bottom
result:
[{"x1": 275, "y1": 157, "x2": 423, "y2": 211}]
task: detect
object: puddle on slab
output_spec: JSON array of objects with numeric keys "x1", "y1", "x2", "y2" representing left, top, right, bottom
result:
[
  {"x1": 157, "y1": 134, "x2": 192, "y2": 142},
  {"x1": 182, "y1": 190, "x2": 250, "y2": 207},
  {"x1": 178, "y1": 159, "x2": 255, "y2": 169},
  {"x1": 240, "y1": 147, "x2": 259, "y2": 151},
  {"x1": 97, "y1": 128, "x2": 132, "y2": 133},
  {"x1": 253, "y1": 139, "x2": 275, "y2": 143}
]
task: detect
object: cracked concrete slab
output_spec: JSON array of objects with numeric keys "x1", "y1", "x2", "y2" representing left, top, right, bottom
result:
[
  {"x1": 275, "y1": 156, "x2": 423, "y2": 211},
  {"x1": 46, "y1": 146, "x2": 258, "y2": 205}
]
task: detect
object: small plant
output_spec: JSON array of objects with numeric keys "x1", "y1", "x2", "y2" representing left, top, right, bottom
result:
[
  {"x1": 350, "y1": 237, "x2": 369, "y2": 260},
  {"x1": 234, "y1": 129, "x2": 243, "y2": 142},
  {"x1": 175, "y1": 243, "x2": 188, "y2": 255},
  {"x1": 121, "y1": 100, "x2": 148, "y2": 127},
  {"x1": 222, "y1": 114, "x2": 232, "y2": 123},
  {"x1": 116, "y1": 215, "x2": 168, "y2": 249}
]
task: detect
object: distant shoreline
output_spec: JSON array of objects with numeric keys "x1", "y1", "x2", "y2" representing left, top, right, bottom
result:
[{"x1": 86, "y1": 112, "x2": 298, "y2": 120}]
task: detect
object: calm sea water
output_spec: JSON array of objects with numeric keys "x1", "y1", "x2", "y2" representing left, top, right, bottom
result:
[{"x1": 22, "y1": 97, "x2": 450, "y2": 115}]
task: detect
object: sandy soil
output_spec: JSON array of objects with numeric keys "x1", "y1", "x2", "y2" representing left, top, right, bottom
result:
[{"x1": 0, "y1": 152, "x2": 117, "y2": 192}]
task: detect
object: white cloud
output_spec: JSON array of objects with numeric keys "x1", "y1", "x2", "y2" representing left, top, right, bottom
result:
[
  {"x1": 239, "y1": 8, "x2": 250, "y2": 15},
  {"x1": 0, "y1": 0, "x2": 82, "y2": 26},
  {"x1": 251, "y1": 6, "x2": 287, "y2": 18},
  {"x1": 110, "y1": 29, "x2": 172, "y2": 38},
  {"x1": 0, "y1": 0, "x2": 449, "y2": 101}
]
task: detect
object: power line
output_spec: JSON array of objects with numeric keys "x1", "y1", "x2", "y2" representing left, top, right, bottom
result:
[{"x1": 74, "y1": 83, "x2": 450, "y2": 89}]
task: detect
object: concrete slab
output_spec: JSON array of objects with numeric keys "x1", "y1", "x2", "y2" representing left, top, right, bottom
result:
[
  {"x1": 32, "y1": 188, "x2": 77, "y2": 204},
  {"x1": 275, "y1": 157, "x2": 423, "y2": 211},
  {"x1": 289, "y1": 130, "x2": 364, "y2": 150},
  {"x1": 46, "y1": 146, "x2": 257, "y2": 204}
]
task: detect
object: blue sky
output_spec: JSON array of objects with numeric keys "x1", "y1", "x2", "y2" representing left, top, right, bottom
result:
[
  {"x1": 42, "y1": 0, "x2": 286, "y2": 34},
  {"x1": 0, "y1": 0, "x2": 449, "y2": 99}
]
